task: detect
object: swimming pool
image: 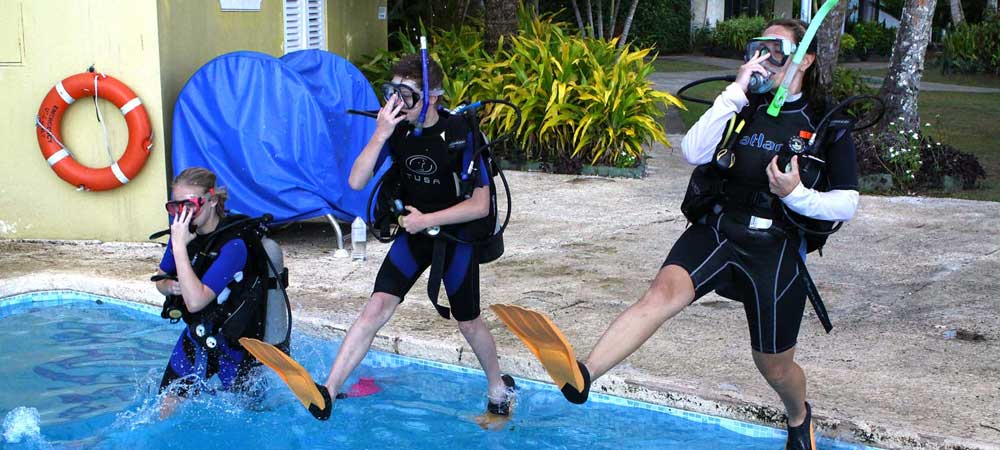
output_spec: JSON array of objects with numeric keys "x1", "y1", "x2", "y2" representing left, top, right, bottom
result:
[{"x1": 0, "y1": 291, "x2": 876, "y2": 449}]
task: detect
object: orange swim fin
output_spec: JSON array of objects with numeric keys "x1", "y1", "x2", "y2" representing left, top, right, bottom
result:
[
  {"x1": 239, "y1": 337, "x2": 332, "y2": 420},
  {"x1": 490, "y1": 304, "x2": 591, "y2": 403}
]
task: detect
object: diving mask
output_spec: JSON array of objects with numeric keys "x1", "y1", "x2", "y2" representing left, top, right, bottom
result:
[
  {"x1": 165, "y1": 189, "x2": 213, "y2": 217},
  {"x1": 381, "y1": 83, "x2": 422, "y2": 109},
  {"x1": 745, "y1": 37, "x2": 797, "y2": 67}
]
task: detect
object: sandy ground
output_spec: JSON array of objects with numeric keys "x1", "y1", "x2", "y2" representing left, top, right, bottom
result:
[{"x1": 2, "y1": 137, "x2": 998, "y2": 449}]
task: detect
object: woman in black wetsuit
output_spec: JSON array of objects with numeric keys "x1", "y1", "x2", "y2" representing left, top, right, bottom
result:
[{"x1": 499, "y1": 18, "x2": 860, "y2": 450}]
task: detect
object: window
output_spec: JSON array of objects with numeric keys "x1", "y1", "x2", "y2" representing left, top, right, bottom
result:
[{"x1": 283, "y1": 0, "x2": 326, "y2": 53}]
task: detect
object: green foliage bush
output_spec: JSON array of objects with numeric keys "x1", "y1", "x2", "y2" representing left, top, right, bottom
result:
[
  {"x1": 839, "y1": 65, "x2": 987, "y2": 192},
  {"x1": 708, "y1": 16, "x2": 768, "y2": 57},
  {"x1": 942, "y1": 18, "x2": 1000, "y2": 75},
  {"x1": 839, "y1": 33, "x2": 857, "y2": 58},
  {"x1": 852, "y1": 22, "x2": 895, "y2": 60},
  {"x1": 630, "y1": 0, "x2": 692, "y2": 54},
  {"x1": 360, "y1": 11, "x2": 684, "y2": 170}
]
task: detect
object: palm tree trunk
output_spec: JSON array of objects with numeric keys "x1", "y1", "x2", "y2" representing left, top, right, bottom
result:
[
  {"x1": 948, "y1": 0, "x2": 965, "y2": 24},
  {"x1": 461, "y1": 0, "x2": 472, "y2": 21},
  {"x1": 483, "y1": 0, "x2": 518, "y2": 52},
  {"x1": 616, "y1": 0, "x2": 640, "y2": 50},
  {"x1": 878, "y1": 0, "x2": 938, "y2": 133},
  {"x1": 597, "y1": 0, "x2": 605, "y2": 39},
  {"x1": 608, "y1": 0, "x2": 620, "y2": 37},
  {"x1": 570, "y1": 0, "x2": 587, "y2": 35},
  {"x1": 816, "y1": 0, "x2": 850, "y2": 96},
  {"x1": 585, "y1": 0, "x2": 595, "y2": 38}
]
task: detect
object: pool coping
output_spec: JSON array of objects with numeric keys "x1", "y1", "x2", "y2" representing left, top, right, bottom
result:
[{"x1": 1, "y1": 277, "x2": 993, "y2": 450}]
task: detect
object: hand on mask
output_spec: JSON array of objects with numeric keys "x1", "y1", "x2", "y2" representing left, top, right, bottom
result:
[{"x1": 736, "y1": 51, "x2": 773, "y2": 94}]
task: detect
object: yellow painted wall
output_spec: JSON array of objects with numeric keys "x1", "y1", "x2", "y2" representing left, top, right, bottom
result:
[
  {"x1": 0, "y1": 0, "x2": 167, "y2": 241},
  {"x1": 328, "y1": 0, "x2": 388, "y2": 63},
  {"x1": 0, "y1": 0, "x2": 387, "y2": 242},
  {"x1": 156, "y1": 0, "x2": 285, "y2": 167}
]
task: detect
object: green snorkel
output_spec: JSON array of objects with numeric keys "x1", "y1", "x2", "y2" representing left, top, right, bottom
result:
[{"x1": 767, "y1": 0, "x2": 840, "y2": 117}]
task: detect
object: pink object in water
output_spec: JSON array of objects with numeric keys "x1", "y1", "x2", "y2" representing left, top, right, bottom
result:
[{"x1": 345, "y1": 377, "x2": 381, "y2": 398}]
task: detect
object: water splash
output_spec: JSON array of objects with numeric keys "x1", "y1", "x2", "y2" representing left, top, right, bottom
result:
[{"x1": 2, "y1": 407, "x2": 41, "y2": 443}]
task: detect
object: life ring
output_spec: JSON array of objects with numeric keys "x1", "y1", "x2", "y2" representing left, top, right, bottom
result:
[{"x1": 35, "y1": 73, "x2": 153, "y2": 191}]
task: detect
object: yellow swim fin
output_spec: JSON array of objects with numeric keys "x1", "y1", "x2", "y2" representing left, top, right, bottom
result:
[
  {"x1": 490, "y1": 304, "x2": 591, "y2": 403},
  {"x1": 239, "y1": 337, "x2": 332, "y2": 420}
]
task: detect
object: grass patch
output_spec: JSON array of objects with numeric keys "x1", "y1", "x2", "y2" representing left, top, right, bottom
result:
[
  {"x1": 673, "y1": 81, "x2": 1000, "y2": 201},
  {"x1": 676, "y1": 80, "x2": 731, "y2": 128},
  {"x1": 651, "y1": 58, "x2": 727, "y2": 73},
  {"x1": 858, "y1": 68, "x2": 1000, "y2": 90},
  {"x1": 916, "y1": 91, "x2": 1000, "y2": 201}
]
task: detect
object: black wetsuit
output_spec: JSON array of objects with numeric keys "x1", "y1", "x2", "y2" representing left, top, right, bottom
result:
[
  {"x1": 666, "y1": 96, "x2": 859, "y2": 353},
  {"x1": 371, "y1": 116, "x2": 491, "y2": 322}
]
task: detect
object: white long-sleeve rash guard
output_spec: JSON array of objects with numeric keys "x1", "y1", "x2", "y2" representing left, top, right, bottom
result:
[{"x1": 680, "y1": 83, "x2": 859, "y2": 222}]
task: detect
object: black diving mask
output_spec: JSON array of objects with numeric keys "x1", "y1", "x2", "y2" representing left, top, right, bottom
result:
[
  {"x1": 745, "y1": 37, "x2": 797, "y2": 68},
  {"x1": 381, "y1": 83, "x2": 422, "y2": 109}
]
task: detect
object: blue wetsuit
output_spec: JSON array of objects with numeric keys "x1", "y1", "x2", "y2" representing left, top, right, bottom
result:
[
  {"x1": 157, "y1": 237, "x2": 258, "y2": 396},
  {"x1": 372, "y1": 116, "x2": 491, "y2": 322}
]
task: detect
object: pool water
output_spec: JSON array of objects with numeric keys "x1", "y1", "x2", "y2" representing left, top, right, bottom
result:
[{"x1": 0, "y1": 292, "x2": 874, "y2": 450}]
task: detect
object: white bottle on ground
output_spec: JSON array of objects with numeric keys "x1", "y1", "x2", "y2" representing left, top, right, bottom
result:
[{"x1": 351, "y1": 217, "x2": 367, "y2": 261}]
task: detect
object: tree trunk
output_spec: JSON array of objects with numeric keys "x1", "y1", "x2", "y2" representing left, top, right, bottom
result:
[
  {"x1": 879, "y1": 0, "x2": 937, "y2": 133},
  {"x1": 609, "y1": 0, "x2": 620, "y2": 37},
  {"x1": 461, "y1": 0, "x2": 472, "y2": 22},
  {"x1": 816, "y1": 0, "x2": 850, "y2": 97},
  {"x1": 616, "y1": 0, "x2": 640, "y2": 50},
  {"x1": 987, "y1": 0, "x2": 997, "y2": 18},
  {"x1": 483, "y1": 0, "x2": 519, "y2": 52},
  {"x1": 585, "y1": 0, "x2": 595, "y2": 37},
  {"x1": 949, "y1": 0, "x2": 965, "y2": 24},
  {"x1": 597, "y1": 0, "x2": 605, "y2": 39},
  {"x1": 570, "y1": 0, "x2": 587, "y2": 34}
]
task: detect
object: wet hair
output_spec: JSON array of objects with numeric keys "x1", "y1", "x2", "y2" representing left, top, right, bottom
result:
[
  {"x1": 391, "y1": 53, "x2": 444, "y2": 93},
  {"x1": 764, "y1": 18, "x2": 824, "y2": 112},
  {"x1": 172, "y1": 167, "x2": 227, "y2": 216}
]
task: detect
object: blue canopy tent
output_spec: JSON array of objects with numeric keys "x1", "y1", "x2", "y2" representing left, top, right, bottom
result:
[
  {"x1": 171, "y1": 50, "x2": 382, "y2": 253},
  {"x1": 280, "y1": 49, "x2": 385, "y2": 222}
]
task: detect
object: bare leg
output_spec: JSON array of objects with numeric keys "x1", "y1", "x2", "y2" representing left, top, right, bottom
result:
[
  {"x1": 323, "y1": 293, "x2": 401, "y2": 395},
  {"x1": 752, "y1": 347, "x2": 808, "y2": 426},
  {"x1": 584, "y1": 265, "x2": 696, "y2": 379},
  {"x1": 159, "y1": 394, "x2": 181, "y2": 420},
  {"x1": 457, "y1": 316, "x2": 506, "y2": 401}
]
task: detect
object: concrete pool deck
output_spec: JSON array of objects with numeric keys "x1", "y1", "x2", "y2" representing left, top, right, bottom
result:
[{"x1": 2, "y1": 137, "x2": 998, "y2": 449}]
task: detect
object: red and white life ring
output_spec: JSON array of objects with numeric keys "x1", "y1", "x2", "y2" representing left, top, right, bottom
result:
[{"x1": 35, "y1": 72, "x2": 153, "y2": 191}]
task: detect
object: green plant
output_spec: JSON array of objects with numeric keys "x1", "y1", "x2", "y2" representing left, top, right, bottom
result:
[
  {"x1": 852, "y1": 22, "x2": 895, "y2": 60},
  {"x1": 942, "y1": 18, "x2": 1000, "y2": 75},
  {"x1": 631, "y1": 0, "x2": 692, "y2": 54},
  {"x1": 882, "y1": 120, "x2": 925, "y2": 189},
  {"x1": 359, "y1": 10, "x2": 685, "y2": 170},
  {"x1": 839, "y1": 33, "x2": 857, "y2": 58},
  {"x1": 692, "y1": 26, "x2": 715, "y2": 52},
  {"x1": 831, "y1": 67, "x2": 876, "y2": 119},
  {"x1": 711, "y1": 16, "x2": 768, "y2": 55}
]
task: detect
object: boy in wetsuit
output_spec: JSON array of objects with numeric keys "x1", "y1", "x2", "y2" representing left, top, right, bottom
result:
[{"x1": 323, "y1": 54, "x2": 514, "y2": 417}]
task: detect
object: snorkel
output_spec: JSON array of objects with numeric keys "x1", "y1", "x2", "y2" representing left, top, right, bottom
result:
[
  {"x1": 766, "y1": 0, "x2": 839, "y2": 117},
  {"x1": 414, "y1": 36, "x2": 431, "y2": 136}
]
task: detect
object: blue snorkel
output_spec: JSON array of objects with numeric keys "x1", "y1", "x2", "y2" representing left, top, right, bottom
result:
[
  {"x1": 414, "y1": 36, "x2": 431, "y2": 137},
  {"x1": 766, "y1": 0, "x2": 839, "y2": 116}
]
